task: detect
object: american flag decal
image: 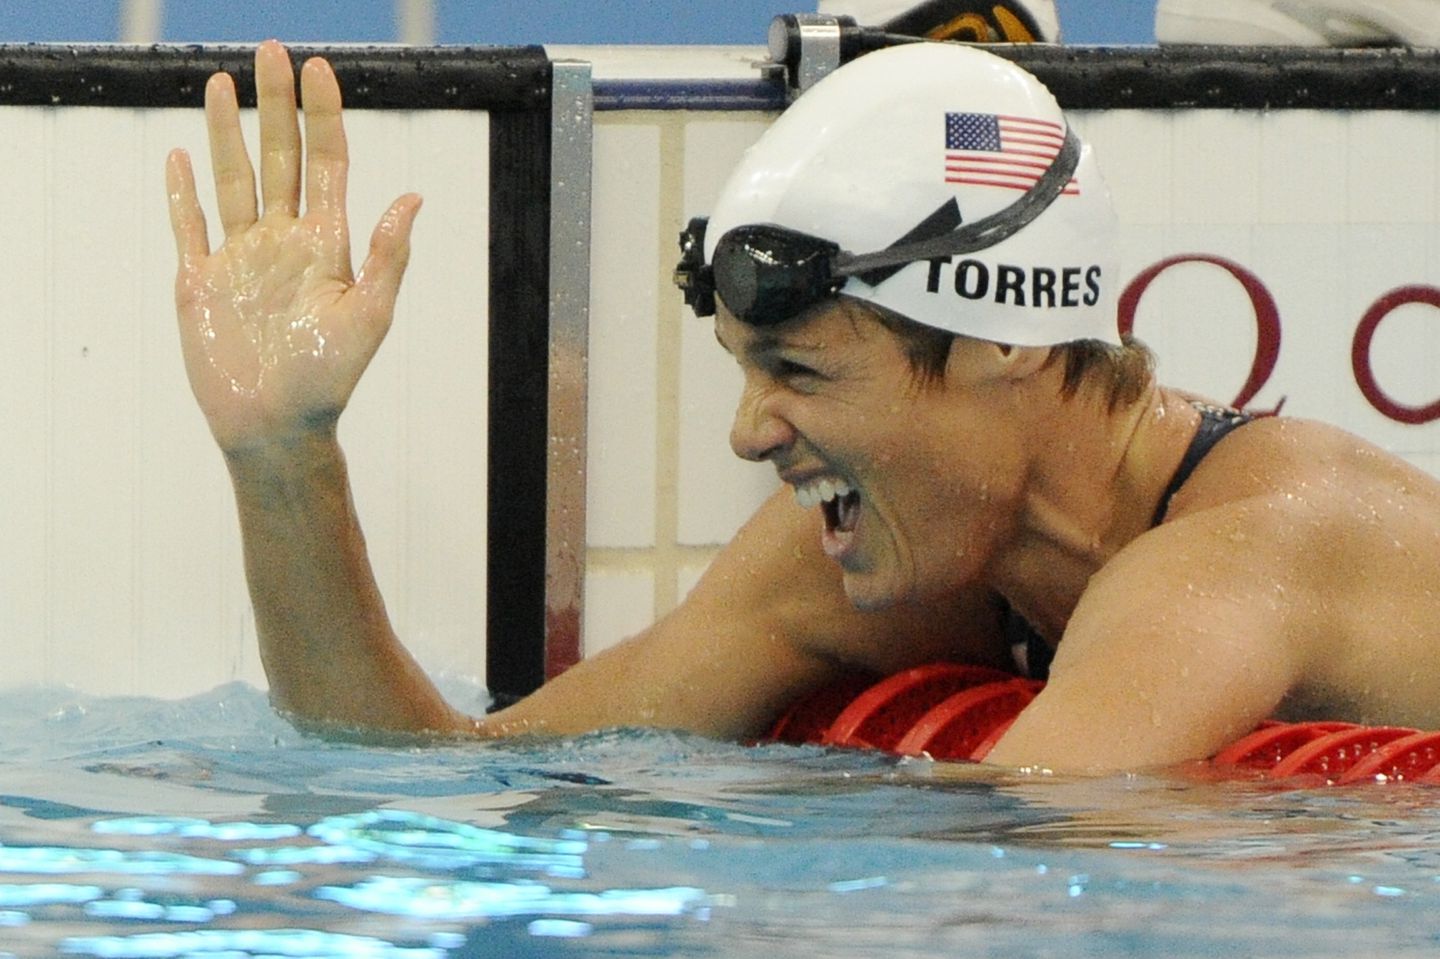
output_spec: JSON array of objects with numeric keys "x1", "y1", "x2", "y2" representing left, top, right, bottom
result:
[{"x1": 944, "y1": 112, "x2": 1079, "y2": 195}]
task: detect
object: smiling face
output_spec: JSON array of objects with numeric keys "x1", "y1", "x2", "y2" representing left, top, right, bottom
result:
[{"x1": 717, "y1": 298, "x2": 1027, "y2": 611}]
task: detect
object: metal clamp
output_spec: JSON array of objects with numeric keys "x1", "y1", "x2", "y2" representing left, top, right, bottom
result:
[
  {"x1": 767, "y1": 13, "x2": 919, "y2": 99},
  {"x1": 767, "y1": 13, "x2": 846, "y2": 97}
]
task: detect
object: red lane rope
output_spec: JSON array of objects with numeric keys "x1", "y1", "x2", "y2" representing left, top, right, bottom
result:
[
  {"x1": 1211, "y1": 722, "x2": 1358, "y2": 769},
  {"x1": 822, "y1": 663, "x2": 1015, "y2": 751},
  {"x1": 892, "y1": 679, "x2": 1040, "y2": 760},
  {"x1": 765, "y1": 666, "x2": 1440, "y2": 783},
  {"x1": 1341, "y1": 730, "x2": 1440, "y2": 784}
]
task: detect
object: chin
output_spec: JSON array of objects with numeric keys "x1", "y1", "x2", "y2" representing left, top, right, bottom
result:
[{"x1": 840, "y1": 573, "x2": 904, "y2": 613}]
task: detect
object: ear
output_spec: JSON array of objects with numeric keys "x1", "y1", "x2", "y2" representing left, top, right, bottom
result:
[
  {"x1": 945, "y1": 338, "x2": 1051, "y2": 386},
  {"x1": 993, "y1": 342, "x2": 1052, "y2": 381}
]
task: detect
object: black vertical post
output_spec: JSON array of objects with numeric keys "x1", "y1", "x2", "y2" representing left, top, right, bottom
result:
[{"x1": 486, "y1": 73, "x2": 554, "y2": 701}]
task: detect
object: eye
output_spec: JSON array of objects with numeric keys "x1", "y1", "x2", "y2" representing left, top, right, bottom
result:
[
  {"x1": 769, "y1": 358, "x2": 827, "y2": 391},
  {"x1": 775, "y1": 359, "x2": 818, "y2": 380}
]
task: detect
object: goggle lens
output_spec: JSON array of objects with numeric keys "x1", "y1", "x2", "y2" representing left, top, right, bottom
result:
[{"x1": 710, "y1": 225, "x2": 843, "y2": 325}]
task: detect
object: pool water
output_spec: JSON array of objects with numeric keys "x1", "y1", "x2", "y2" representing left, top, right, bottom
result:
[{"x1": 0, "y1": 681, "x2": 1437, "y2": 957}]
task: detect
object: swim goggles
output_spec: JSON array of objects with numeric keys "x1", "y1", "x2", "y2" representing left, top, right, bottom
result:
[{"x1": 674, "y1": 127, "x2": 1080, "y2": 326}]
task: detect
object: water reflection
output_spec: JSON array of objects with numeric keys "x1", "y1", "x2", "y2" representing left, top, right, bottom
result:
[
  {"x1": 0, "y1": 846, "x2": 242, "y2": 876},
  {"x1": 0, "y1": 808, "x2": 714, "y2": 957},
  {"x1": 315, "y1": 875, "x2": 709, "y2": 921},
  {"x1": 60, "y1": 928, "x2": 454, "y2": 958},
  {"x1": 307, "y1": 810, "x2": 588, "y2": 874}
]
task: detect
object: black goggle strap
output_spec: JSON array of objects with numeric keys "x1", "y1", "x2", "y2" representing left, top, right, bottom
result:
[
  {"x1": 852, "y1": 196, "x2": 963, "y2": 287},
  {"x1": 834, "y1": 127, "x2": 1081, "y2": 281}
]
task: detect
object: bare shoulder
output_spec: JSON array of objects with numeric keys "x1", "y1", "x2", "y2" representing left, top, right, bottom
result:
[
  {"x1": 1170, "y1": 414, "x2": 1440, "y2": 516},
  {"x1": 1164, "y1": 415, "x2": 1440, "y2": 585},
  {"x1": 1108, "y1": 414, "x2": 1440, "y2": 725},
  {"x1": 1002, "y1": 427, "x2": 1433, "y2": 768}
]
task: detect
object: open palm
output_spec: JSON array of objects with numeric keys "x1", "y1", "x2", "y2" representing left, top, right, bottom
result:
[{"x1": 166, "y1": 41, "x2": 420, "y2": 452}]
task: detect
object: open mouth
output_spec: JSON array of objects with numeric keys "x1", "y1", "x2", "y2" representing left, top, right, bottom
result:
[
  {"x1": 823, "y1": 488, "x2": 862, "y2": 534},
  {"x1": 794, "y1": 478, "x2": 862, "y2": 534}
]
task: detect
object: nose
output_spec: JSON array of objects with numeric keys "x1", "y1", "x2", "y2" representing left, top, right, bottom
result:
[{"x1": 729, "y1": 377, "x2": 795, "y2": 463}]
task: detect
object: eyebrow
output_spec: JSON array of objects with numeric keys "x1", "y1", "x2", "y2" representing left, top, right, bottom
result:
[{"x1": 714, "y1": 326, "x2": 817, "y2": 361}]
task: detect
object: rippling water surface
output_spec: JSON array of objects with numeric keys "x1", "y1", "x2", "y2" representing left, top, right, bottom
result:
[{"x1": 0, "y1": 681, "x2": 1437, "y2": 957}]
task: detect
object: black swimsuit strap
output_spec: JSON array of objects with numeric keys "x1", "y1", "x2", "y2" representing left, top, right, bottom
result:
[{"x1": 1150, "y1": 403, "x2": 1255, "y2": 527}]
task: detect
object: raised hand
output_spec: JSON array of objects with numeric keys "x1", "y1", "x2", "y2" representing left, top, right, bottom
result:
[{"x1": 166, "y1": 40, "x2": 421, "y2": 453}]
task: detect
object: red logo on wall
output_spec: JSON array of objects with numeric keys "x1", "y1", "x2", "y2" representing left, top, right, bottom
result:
[{"x1": 1119, "y1": 254, "x2": 1440, "y2": 425}]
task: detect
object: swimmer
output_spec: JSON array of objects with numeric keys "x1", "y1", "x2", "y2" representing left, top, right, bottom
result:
[{"x1": 168, "y1": 40, "x2": 1440, "y2": 772}]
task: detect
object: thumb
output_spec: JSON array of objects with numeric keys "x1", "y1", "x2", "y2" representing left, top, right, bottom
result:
[{"x1": 351, "y1": 193, "x2": 422, "y2": 328}]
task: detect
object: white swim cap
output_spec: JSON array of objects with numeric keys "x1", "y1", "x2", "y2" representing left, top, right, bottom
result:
[{"x1": 703, "y1": 42, "x2": 1121, "y2": 347}]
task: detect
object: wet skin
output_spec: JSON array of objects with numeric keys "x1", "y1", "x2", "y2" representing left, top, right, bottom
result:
[
  {"x1": 716, "y1": 300, "x2": 1023, "y2": 613},
  {"x1": 167, "y1": 40, "x2": 422, "y2": 455}
]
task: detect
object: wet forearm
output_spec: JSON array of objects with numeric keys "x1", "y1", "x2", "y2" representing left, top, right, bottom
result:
[{"x1": 224, "y1": 430, "x2": 469, "y2": 735}]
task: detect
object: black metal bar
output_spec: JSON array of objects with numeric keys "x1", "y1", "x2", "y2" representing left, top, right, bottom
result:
[
  {"x1": 0, "y1": 44, "x2": 551, "y2": 111},
  {"x1": 486, "y1": 100, "x2": 553, "y2": 700},
  {"x1": 0, "y1": 44, "x2": 1435, "y2": 113},
  {"x1": 602, "y1": 47, "x2": 1440, "y2": 113},
  {"x1": 1001, "y1": 45, "x2": 1440, "y2": 111}
]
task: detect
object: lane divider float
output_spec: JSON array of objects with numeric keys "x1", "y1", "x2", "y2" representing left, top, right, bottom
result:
[{"x1": 765, "y1": 663, "x2": 1440, "y2": 783}]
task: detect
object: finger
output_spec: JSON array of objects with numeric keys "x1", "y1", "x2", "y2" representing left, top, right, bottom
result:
[
  {"x1": 255, "y1": 39, "x2": 302, "y2": 217},
  {"x1": 204, "y1": 71, "x2": 258, "y2": 237},
  {"x1": 165, "y1": 148, "x2": 211, "y2": 262},
  {"x1": 351, "y1": 194, "x2": 423, "y2": 329},
  {"x1": 300, "y1": 56, "x2": 349, "y2": 219}
]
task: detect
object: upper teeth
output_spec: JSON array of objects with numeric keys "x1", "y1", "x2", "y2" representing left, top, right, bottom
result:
[{"x1": 794, "y1": 477, "x2": 853, "y2": 510}]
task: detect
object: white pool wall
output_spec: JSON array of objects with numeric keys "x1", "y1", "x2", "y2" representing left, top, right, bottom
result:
[{"x1": 0, "y1": 104, "x2": 491, "y2": 696}]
